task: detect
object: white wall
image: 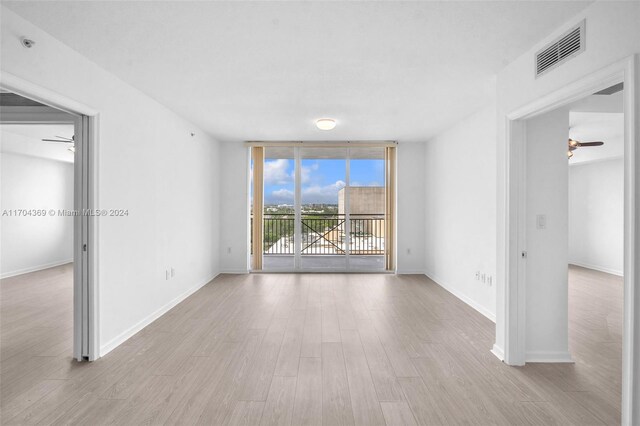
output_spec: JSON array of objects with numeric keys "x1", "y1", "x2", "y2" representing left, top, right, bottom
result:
[
  {"x1": 1, "y1": 152, "x2": 74, "y2": 277},
  {"x1": 524, "y1": 107, "x2": 570, "y2": 362},
  {"x1": 218, "y1": 141, "x2": 426, "y2": 274},
  {"x1": 424, "y1": 101, "x2": 497, "y2": 320},
  {"x1": 396, "y1": 142, "x2": 425, "y2": 273},
  {"x1": 569, "y1": 158, "x2": 624, "y2": 276},
  {"x1": 219, "y1": 142, "x2": 250, "y2": 273},
  {"x1": 418, "y1": 0, "x2": 639, "y2": 371},
  {"x1": 419, "y1": 0, "x2": 638, "y2": 418},
  {"x1": 491, "y1": 2, "x2": 639, "y2": 419},
  {"x1": 1, "y1": 7, "x2": 221, "y2": 356}
]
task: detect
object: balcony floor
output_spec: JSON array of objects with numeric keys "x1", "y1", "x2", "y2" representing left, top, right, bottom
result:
[{"x1": 260, "y1": 255, "x2": 386, "y2": 272}]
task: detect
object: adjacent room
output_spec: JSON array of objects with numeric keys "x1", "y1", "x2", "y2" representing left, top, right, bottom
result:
[
  {"x1": 0, "y1": 1, "x2": 638, "y2": 425},
  {"x1": 505, "y1": 83, "x2": 626, "y2": 424},
  {"x1": 568, "y1": 85, "x2": 625, "y2": 420},
  {"x1": 1, "y1": 90, "x2": 79, "y2": 395},
  {"x1": 0, "y1": 121, "x2": 75, "y2": 276}
]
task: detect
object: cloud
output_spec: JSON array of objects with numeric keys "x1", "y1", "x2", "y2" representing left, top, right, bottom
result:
[
  {"x1": 263, "y1": 159, "x2": 317, "y2": 204},
  {"x1": 264, "y1": 160, "x2": 320, "y2": 186},
  {"x1": 300, "y1": 163, "x2": 319, "y2": 184},
  {"x1": 267, "y1": 180, "x2": 347, "y2": 205},
  {"x1": 302, "y1": 180, "x2": 346, "y2": 204},
  {"x1": 270, "y1": 188, "x2": 294, "y2": 203},
  {"x1": 264, "y1": 159, "x2": 292, "y2": 185}
]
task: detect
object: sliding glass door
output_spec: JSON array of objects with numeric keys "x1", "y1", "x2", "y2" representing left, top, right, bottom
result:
[
  {"x1": 261, "y1": 146, "x2": 295, "y2": 271},
  {"x1": 251, "y1": 144, "x2": 394, "y2": 272},
  {"x1": 300, "y1": 147, "x2": 348, "y2": 270},
  {"x1": 347, "y1": 147, "x2": 386, "y2": 271}
]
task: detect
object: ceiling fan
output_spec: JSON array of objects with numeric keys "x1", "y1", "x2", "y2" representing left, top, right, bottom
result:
[
  {"x1": 567, "y1": 138, "x2": 604, "y2": 159},
  {"x1": 42, "y1": 135, "x2": 75, "y2": 153}
]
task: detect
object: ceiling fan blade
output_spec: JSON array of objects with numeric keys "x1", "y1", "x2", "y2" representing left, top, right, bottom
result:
[
  {"x1": 42, "y1": 138, "x2": 73, "y2": 143},
  {"x1": 577, "y1": 141, "x2": 604, "y2": 147},
  {"x1": 54, "y1": 135, "x2": 74, "y2": 141}
]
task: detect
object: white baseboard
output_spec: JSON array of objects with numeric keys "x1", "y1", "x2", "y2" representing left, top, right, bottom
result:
[
  {"x1": 99, "y1": 271, "x2": 219, "y2": 357},
  {"x1": 1, "y1": 259, "x2": 73, "y2": 279},
  {"x1": 424, "y1": 270, "x2": 496, "y2": 322},
  {"x1": 491, "y1": 344, "x2": 505, "y2": 361},
  {"x1": 396, "y1": 269, "x2": 427, "y2": 275},
  {"x1": 569, "y1": 261, "x2": 623, "y2": 277},
  {"x1": 525, "y1": 351, "x2": 574, "y2": 363},
  {"x1": 220, "y1": 269, "x2": 250, "y2": 274}
]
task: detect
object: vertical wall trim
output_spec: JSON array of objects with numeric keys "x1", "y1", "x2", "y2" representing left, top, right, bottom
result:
[
  {"x1": 251, "y1": 147, "x2": 264, "y2": 271},
  {"x1": 385, "y1": 146, "x2": 396, "y2": 271},
  {"x1": 622, "y1": 53, "x2": 638, "y2": 426}
]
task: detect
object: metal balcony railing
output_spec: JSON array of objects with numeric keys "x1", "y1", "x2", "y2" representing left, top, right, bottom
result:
[{"x1": 251, "y1": 213, "x2": 385, "y2": 255}]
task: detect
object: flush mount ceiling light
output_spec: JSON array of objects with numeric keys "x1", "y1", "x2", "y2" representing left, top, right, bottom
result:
[{"x1": 316, "y1": 118, "x2": 336, "y2": 131}]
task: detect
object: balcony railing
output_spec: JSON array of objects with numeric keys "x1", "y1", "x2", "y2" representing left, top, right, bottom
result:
[{"x1": 252, "y1": 213, "x2": 385, "y2": 255}]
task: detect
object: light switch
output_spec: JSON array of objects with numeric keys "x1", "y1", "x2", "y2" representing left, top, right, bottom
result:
[{"x1": 536, "y1": 214, "x2": 546, "y2": 229}]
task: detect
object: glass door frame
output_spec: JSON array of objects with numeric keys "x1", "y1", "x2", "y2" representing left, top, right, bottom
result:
[{"x1": 250, "y1": 141, "x2": 396, "y2": 273}]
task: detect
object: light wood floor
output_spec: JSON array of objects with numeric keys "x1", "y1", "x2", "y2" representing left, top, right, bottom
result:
[{"x1": 1, "y1": 264, "x2": 622, "y2": 425}]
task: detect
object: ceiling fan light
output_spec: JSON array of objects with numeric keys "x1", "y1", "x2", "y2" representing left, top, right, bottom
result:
[{"x1": 316, "y1": 118, "x2": 336, "y2": 131}]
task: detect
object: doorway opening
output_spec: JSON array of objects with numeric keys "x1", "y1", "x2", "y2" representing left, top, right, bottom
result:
[
  {"x1": 0, "y1": 89, "x2": 94, "y2": 361},
  {"x1": 566, "y1": 85, "x2": 624, "y2": 422},
  {"x1": 249, "y1": 142, "x2": 396, "y2": 273},
  {"x1": 500, "y1": 57, "x2": 636, "y2": 423}
]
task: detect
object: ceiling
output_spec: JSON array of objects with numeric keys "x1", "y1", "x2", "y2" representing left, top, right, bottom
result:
[
  {"x1": 568, "y1": 112, "x2": 623, "y2": 164},
  {"x1": 5, "y1": 1, "x2": 593, "y2": 143},
  {"x1": 1, "y1": 124, "x2": 75, "y2": 163},
  {"x1": 568, "y1": 90, "x2": 624, "y2": 164}
]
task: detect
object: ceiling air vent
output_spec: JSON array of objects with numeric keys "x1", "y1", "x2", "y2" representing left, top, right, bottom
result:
[{"x1": 535, "y1": 20, "x2": 585, "y2": 77}]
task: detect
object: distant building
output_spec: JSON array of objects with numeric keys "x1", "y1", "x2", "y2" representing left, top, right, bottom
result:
[
  {"x1": 338, "y1": 187, "x2": 385, "y2": 238},
  {"x1": 338, "y1": 187, "x2": 384, "y2": 215}
]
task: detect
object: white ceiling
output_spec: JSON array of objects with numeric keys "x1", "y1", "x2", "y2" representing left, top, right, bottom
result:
[
  {"x1": 1, "y1": 124, "x2": 75, "y2": 163},
  {"x1": 568, "y1": 91, "x2": 624, "y2": 164},
  {"x1": 568, "y1": 112, "x2": 623, "y2": 164},
  {"x1": 5, "y1": 1, "x2": 592, "y2": 143}
]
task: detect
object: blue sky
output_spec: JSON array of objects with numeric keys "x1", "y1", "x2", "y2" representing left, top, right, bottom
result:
[{"x1": 263, "y1": 158, "x2": 384, "y2": 204}]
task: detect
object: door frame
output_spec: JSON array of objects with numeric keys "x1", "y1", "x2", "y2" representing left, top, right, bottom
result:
[
  {"x1": 497, "y1": 55, "x2": 638, "y2": 424},
  {"x1": 1, "y1": 71, "x2": 100, "y2": 361},
  {"x1": 248, "y1": 141, "x2": 396, "y2": 273}
]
